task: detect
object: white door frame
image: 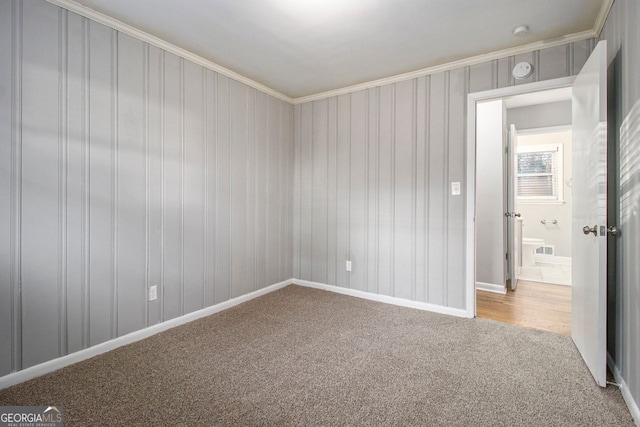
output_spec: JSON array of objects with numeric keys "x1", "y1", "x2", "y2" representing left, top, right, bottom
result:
[{"x1": 465, "y1": 76, "x2": 576, "y2": 317}]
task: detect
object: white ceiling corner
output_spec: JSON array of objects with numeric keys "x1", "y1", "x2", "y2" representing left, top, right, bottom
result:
[{"x1": 47, "y1": 0, "x2": 613, "y2": 104}]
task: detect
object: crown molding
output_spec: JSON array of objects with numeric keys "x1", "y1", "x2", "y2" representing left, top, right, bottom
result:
[
  {"x1": 292, "y1": 29, "x2": 595, "y2": 104},
  {"x1": 593, "y1": 0, "x2": 615, "y2": 37},
  {"x1": 47, "y1": 0, "x2": 614, "y2": 107},
  {"x1": 46, "y1": 0, "x2": 294, "y2": 104}
]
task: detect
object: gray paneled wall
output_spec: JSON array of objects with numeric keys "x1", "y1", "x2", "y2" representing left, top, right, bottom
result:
[
  {"x1": 293, "y1": 39, "x2": 595, "y2": 310},
  {"x1": 0, "y1": 0, "x2": 293, "y2": 375},
  {"x1": 601, "y1": 0, "x2": 640, "y2": 412}
]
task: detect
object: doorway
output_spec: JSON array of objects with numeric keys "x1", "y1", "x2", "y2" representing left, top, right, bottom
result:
[
  {"x1": 472, "y1": 86, "x2": 574, "y2": 335},
  {"x1": 466, "y1": 41, "x2": 610, "y2": 387}
]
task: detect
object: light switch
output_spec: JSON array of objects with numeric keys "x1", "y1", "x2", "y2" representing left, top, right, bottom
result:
[
  {"x1": 451, "y1": 182, "x2": 461, "y2": 196},
  {"x1": 346, "y1": 260, "x2": 352, "y2": 272}
]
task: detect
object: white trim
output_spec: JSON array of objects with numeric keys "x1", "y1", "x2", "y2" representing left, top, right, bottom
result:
[
  {"x1": 46, "y1": 0, "x2": 612, "y2": 106},
  {"x1": 292, "y1": 279, "x2": 472, "y2": 318},
  {"x1": 0, "y1": 279, "x2": 293, "y2": 390},
  {"x1": 293, "y1": 31, "x2": 593, "y2": 104},
  {"x1": 475, "y1": 282, "x2": 507, "y2": 295},
  {"x1": 607, "y1": 353, "x2": 640, "y2": 426},
  {"x1": 517, "y1": 201, "x2": 566, "y2": 206},
  {"x1": 45, "y1": 0, "x2": 294, "y2": 104},
  {"x1": 594, "y1": 0, "x2": 615, "y2": 37},
  {"x1": 516, "y1": 125, "x2": 572, "y2": 136},
  {"x1": 534, "y1": 254, "x2": 571, "y2": 266},
  {"x1": 465, "y1": 76, "x2": 576, "y2": 318}
]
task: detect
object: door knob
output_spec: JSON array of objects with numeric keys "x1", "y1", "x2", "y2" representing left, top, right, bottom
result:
[
  {"x1": 583, "y1": 225, "x2": 598, "y2": 236},
  {"x1": 607, "y1": 226, "x2": 620, "y2": 236},
  {"x1": 513, "y1": 213, "x2": 521, "y2": 218}
]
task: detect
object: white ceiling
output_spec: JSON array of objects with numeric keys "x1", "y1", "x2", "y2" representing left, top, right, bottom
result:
[{"x1": 68, "y1": 0, "x2": 607, "y2": 99}]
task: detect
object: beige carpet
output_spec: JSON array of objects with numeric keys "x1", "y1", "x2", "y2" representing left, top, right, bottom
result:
[{"x1": 0, "y1": 285, "x2": 633, "y2": 426}]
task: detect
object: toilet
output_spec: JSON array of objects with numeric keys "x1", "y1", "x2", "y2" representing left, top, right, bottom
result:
[{"x1": 522, "y1": 237, "x2": 545, "y2": 266}]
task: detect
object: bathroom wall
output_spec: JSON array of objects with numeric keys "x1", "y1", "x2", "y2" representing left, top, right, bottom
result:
[
  {"x1": 516, "y1": 130, "x2": 573, "y2": 258},
  {"x1": 507, "y1": 100, "x2": 572, "y2": 131},
  {"x1": 476, "y1": 100, "x2": 506, "y2": 287}
]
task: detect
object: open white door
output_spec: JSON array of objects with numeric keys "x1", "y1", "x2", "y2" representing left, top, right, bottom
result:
[
  {"x1": 507, "y1": 124, "x2": 520, "y2": 291},
  {"x1": 571, "y1": 40, "x2": 607, "y2": 387}
]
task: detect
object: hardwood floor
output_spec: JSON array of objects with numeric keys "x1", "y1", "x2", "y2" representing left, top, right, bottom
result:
[{"x1": 476, "y1": 280, "x2": 571, "y2": 336}]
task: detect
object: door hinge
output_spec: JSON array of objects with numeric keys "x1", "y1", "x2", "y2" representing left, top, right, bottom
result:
[{"x1": 506, "y1": 253, "x2": 509, "y2": 260}]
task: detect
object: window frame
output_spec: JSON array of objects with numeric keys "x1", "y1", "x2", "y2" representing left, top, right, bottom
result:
[{"x1": 515, "y1": 143, "x2": 564, "y2": 204}]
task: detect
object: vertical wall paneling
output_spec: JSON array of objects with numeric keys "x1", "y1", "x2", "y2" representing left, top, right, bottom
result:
[
  {"x1": 161, "y1": 52, "x2": 182, "y2": 320},
  {"x1": 215, "y1": 75, "x2": 231, "y2": 303},
  {"x1": 446, "y1": 68, "x2": 467, "y2": 309},
  {"x1": 293, "y1": 39, "x2": 598, "y2": 311},
  {"x1": 88, "y1": 21, "x2": 114, "y2": 346},
  {"x1": 0, "y1": 0, "x2": 17, "y2": 375},
  {"x1": 426, "y1": 72, "x2": 446, "y2": 306},
  {"x1": 266, "y1": 97, "x2": 281, "y2": 286},
  {"x1": 326, "y1": 98, "x2": 338, "y2": 286},
  {"x1": 110, "y1": 29, "x2": 119, "y2": 339},
  {"x1": 279, "y1": 102, "x2": 288, "y2": 281},
  {"x1": 58, "y1": 6, "x2": 69, "y2": 359},
  {"x1": 147, "y1": 46, "x2": 162, "y2": 326},
  {"x1": 299, "y1": 103, "x2": 312, "y2": 280},
  {"x1": 349, "y1": 91, "x2": 367, "y2": 292},
  {"x1": 183, "y1": 61, "x2": 205, "y2": 310},
  {"x1": 65, "y1": 12, "x2": 84, "y2": 353},
  {"x1": 601, "y1": 0, "x2": 640, "y2": 410},
  {"x1": 2, "y1": 0, "x2": 603, "y2": 374},
  {"x1": 336, "y1": 94, "x2": 350, "y2": 288},
  {"x1": 230, "y1": 80, "x2": 247, "y2": 298},
  {"x1": 469, "y1": 62, "x2": 494, "y2": 93},
  {"x1": 292, "y1": 104, "x2": 301, "y2": 280},
  {"x1": 116, "y1": 32, "x2": 146, "y2": 336},
  {"x1": 311, "y1": 100, "x2": 328, "y2": 283},
  {"x1": 539, "y1": 45, "x2": 569, "y2": 81},
  {"x1": 0, "y1": 0, "x2": 294, "y2": 374},
  {"x1": 377, "y1": 85, "x2": 393, "y2": 296},
  {"x1": 255, "y1": 92, "x2": 268, "y2": 290},
  {"x1": 496, "y1": 57, "x2": 511, "y2": 89},
  {"x1": 392, "y1": 81, "x2": 414, "y2": 300},
  {"x1": 283, "y1": 101, "x2": 293, "y2": 280},
  {"x1": 414, "y1": 77, "x2": 428, "y2": 302},
  {"x1": 366, "y1": 88, "x2": 379, "y2": 294},
  {"x1": 245, "y1": 89, "x2": 256, "y2": 294},
  {"x1": 20, "y1": 0, "x2": 61, "y2": 368},
  {"x1": 205, "y1": 70, "x2": 217, "y2": 305}
]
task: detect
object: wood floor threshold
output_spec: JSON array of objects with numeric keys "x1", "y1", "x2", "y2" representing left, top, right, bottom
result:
[{"x1": 476, "y1": 280, "x2": 572, "y2": 336}]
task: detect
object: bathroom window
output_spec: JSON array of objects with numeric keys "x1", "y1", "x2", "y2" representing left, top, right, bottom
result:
[{"x1": 516, "y1": 143, "x2": 563, "y2": 202}]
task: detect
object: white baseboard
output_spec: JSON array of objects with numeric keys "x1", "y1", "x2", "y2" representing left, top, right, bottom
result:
[
  {"x1": 0, "y1": 279, "x2": 293, "y2": 390},
  {"x1": 607, "y1": 353, "x2": 640, "y2": 426},
  {"x1": 293, "y1": 279, "x2": 471, "y2": 318},
  {"x1": 534, "y1": 254, "x2": 571, "y2": 265},
  {"x1": 475, "y1": 281, "x2": 507, "y2": 294}
]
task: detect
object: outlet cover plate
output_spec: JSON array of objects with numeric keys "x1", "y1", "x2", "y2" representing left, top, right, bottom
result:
[{"x1": 149, "y1": 285, "x2": 158, "y2": 301}]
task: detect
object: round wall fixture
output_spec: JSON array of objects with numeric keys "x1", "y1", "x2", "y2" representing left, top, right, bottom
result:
[
  {"x1": 513, "y1": 62, "x2": 533, "y2": 79},
  {"x1": 513, "y1": 25, "x2": 529, "y2": 37}
]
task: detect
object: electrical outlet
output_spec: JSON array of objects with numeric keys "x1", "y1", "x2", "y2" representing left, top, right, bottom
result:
[
  {"x1": 451, "y1": 182, "x2": 461, "y2": 196},
  {"x1": 149, "y1": 285, "x2": 158, "y2": 301},
  {"x1": 346, "y1": 260, "x2": 352, "y2": 272}
]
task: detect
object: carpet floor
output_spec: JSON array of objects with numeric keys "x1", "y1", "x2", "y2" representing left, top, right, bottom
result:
[{"x1": 0, "y1": 285, "x2": 633, "y2": 426}]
